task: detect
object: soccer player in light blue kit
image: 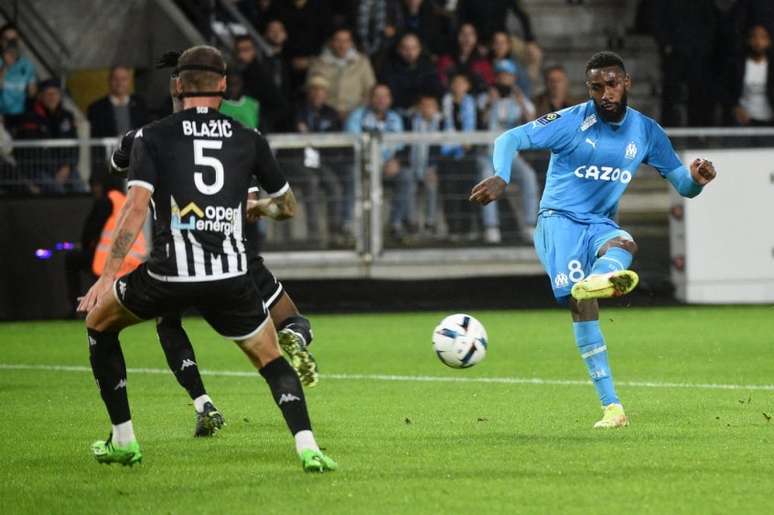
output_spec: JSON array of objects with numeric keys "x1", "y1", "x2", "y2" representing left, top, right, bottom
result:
[{"x1": 470, "y1": 52, "x2": 717, "y2": 428}]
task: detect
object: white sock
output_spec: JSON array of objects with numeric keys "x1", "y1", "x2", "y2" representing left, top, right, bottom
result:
[
  {"x1": 112, "y1": 420, "x2": 135, "y2": 446},
  {"x1": 193, "y1": 394, "x2": 213, "y2": 413},
  {"x1": 294, "y1": 430, "x2": 319, "y2": 454}
]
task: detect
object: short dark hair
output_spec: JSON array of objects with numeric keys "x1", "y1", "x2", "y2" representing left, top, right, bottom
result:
[
  {"x1": 109, "y1": 65, "x2": 131, "y2": 77},
  {"x1": 0, "y1": 23, "x2": 17, "y2": 36},
  {"x1": 234, "y1": 35, "x2": 253, "y2": 47},
  {"x1": 543, "y1": 64, "x2": 567, "y2": 79},
  {"x1": 585, "y1": 51, "x2": 625, "y2": 74},
  {"x1": 177, "y1": 45, "x2": 226, "y2": 93}
]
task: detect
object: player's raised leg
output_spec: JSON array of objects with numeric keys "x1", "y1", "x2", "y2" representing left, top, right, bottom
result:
[
  {"x1": 570, "y1": 298, "x2": 628, "y2": 428},
  {"x1": 235, "y1": 319, "x2": 336, "y2": 472},
  {"x1": 156, "y1": 315, "x2": 224, "y2": 437},
  {"x1": 84, "y1": 285, "x2": 144, "y2": 466},
  {"x1": 571, "y1": 237, "x2": 639, "y2": 301}
]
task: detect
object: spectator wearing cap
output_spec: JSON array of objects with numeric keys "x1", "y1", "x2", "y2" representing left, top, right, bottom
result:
[
  {"x1": 533, "y1": 64, "x2": 582, "y2": 117},
  {"x1": 16, "y1": 79, "x2": 85, "y2": 194},
  {"x1": 378, "y1": 32, "x2": 443, "y2": 115},
  {"x1": 0, "y1": 38, "x2": 37, "y2": 122},
  {"x1": 87, "y1": 66, "x2": 148, "y2": 138},
  {"x1": 278, "y1": 74, "x2": 346, "y2": 245},
  {"x1": 477, "y1": 59, "x2": 539, "y2": 244},
  {"x1": 308, "y1": 27, "x2": 377, "y2": 121}
]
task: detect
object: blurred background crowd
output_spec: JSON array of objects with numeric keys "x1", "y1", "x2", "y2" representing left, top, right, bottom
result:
[{"x1": 1, "y1": 0, "x2": 773, "y2": 247}]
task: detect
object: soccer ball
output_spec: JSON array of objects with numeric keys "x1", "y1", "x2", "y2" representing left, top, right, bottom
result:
[{"x1": 432, "y1": 314, "x2": 488, "y2": 368}]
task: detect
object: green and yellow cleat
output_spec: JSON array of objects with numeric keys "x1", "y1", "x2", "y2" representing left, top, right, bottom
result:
[
  {"x1": 299, "y1": 449, "x2": 338, "y2": 473},
  {"x1": 571, "y1": 270, "x2": 639, "y2": 301},
  {"x1": 278, "y1": 328, "x2": 319, "y2": 388},
  {"x1": 92, "y1": 436, "x2": 142, "y2": 466},
  {"x1": 593, "y1": 403, "x2": 629, "y2": 429}
]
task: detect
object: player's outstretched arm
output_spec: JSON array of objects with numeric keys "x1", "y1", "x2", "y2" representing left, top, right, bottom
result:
[
  {"x1": 77, "y1": 186, "x2": 151, "y2": 313},
  {"x1": 663, "y1": 159, "x2": 717, "y2": 199},
  {"x1": 247, "y1": 188, "x2": 297, "y2": 221}
]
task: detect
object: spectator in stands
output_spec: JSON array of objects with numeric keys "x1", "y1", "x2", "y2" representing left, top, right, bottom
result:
[
  {"x1": 0, "y1": 38, "x2": 37, "y2": 124},
  {"x1": 379, "y1": 33, "x2": 443, "y2": 115},
  {"x1": 733, "y1": 0, "x2": 774, "y2": 43},
  {"x1": 533, "y1": 64, "x2": 582, "y2": 117},
  {"x1": 0, "y1": 115, "x2": 20, "y2": 195},
  {"x1": 456, "y1": 0, "x2": 538, "y2": 48},
  {"x1": 652, "y1": 0, "x2": 719, "y2": 126},
  {"x1": 727, "y1": 25, "x2": 774, "y2": 126},
  {"x1": 309, "y1": 27, "x2": 376, "y2": 121},
  {"x1": 87, "y1": 66, "x2": 148, "y2": 138},
  {"x1": 277, "y1": 0, "x2": 333, "y2": 93},
  {"x1": 238, "y1": 0, "x2": 281, "y2": 33},
  {"x1": 234, "y1": 35, "x2": 289, "y2": 132},
  {"x1": 357, "y1": 0, "x2": 393, "y2": 60},
  {"x1": 346, "y1": 84, "x2": 414, "y2": 240},
  {"x1": 387, "y1": 0, "x2": 451, "y2": 58},
  {"x1": 436, "y1": 23, "x2": 494, "y2": 94},
  {"x1": 16, "y1": 79, "x2": 85, "y2": 194},
  {"x1": 438, "y1": 72, "x2": 478, "y2": 240},
  {"x1": 478, "y1": 60, "x2": 539, "y2": 243},
  {"x1": 261, "y1": 20, "x2": 293, "y2": 108},
  {"x1": 489, "y1": 31, "x2": 533, "y2": 99},
  {"x1": 220, "y1": 71, "x2": 261, "y2": 129},
  {"x1": 281, "y1": 75, "x2": 346, "y2": 245},
  {"x1": 409, "y1": 93, "x2": 443, "y2": 234}
]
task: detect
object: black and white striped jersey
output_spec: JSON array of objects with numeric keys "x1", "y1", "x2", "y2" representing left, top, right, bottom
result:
[{"x1": 127, "y1": 106, "x2": 287, "y2": 282}]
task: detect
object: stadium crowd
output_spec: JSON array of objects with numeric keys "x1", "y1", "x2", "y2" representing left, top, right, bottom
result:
[{"x1": 1, "y1": 0, "x2": 773, "y2": 243}]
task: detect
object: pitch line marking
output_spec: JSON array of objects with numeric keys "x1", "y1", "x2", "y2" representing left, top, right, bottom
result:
[{"x1": 1, "y1": 363, "x2": 774, "y2": 392}]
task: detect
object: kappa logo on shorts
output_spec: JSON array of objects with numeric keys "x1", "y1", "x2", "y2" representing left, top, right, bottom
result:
[
  {"x1": 180, "y1": 359, "x2": 196, "y2": 371},
  {"x1": 114, "y1": 379, "x2": 127, "y2": 390},
  {"x1": 118, "y1": 280, "x2": 127, "y2": 299},
  {"x1": 88, "y1": 336, "x2": 97, "y2": 347},
  {"x1": 534, "y1": 112, "x2": 561, "y2": 126},
  {"x1": 554, "y1": 273, "x2": 569, "y2": 288}
]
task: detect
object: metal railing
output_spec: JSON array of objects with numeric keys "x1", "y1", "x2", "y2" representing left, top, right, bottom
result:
[{"x1": 2, "y1": 128, "x2": 773, "y2": 278}]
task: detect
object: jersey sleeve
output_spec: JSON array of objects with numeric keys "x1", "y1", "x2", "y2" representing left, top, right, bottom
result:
[
  {"x1": 127, "y1": 129, "x2": 157, "y2": 193},
  {"x1": 254, "y1": 132, "x2": 288, "y2": 198},
  {"x1": 109, "y1": 129, "x2": 136, "y2": 177},
  {"x1": 643, "y1": 120, "x2": 683, "y2": 177},
  {"x1": 492, "y1": 106, "x2": 581, "y2": 182}
]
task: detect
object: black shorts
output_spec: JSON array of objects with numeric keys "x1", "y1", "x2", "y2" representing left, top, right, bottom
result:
[
  {"x1": 114, "y1": 263, "x2": 268, "y2": 340},
  {"x1": 249, "y1": 258, "x2": 284, "y2": 310}
]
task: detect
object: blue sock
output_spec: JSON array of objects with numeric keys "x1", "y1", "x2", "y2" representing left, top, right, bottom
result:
[
  {"x1": 591, "y1": 246, "x2": 632, "y2": 275},
  {"x1": 573, "y1": 321, "x2": 620, "y2": 406}
]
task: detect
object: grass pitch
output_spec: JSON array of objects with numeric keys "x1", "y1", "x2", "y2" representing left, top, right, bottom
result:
[{"x1": 1, "y1": 306, "x2": 773, "y2": 514}]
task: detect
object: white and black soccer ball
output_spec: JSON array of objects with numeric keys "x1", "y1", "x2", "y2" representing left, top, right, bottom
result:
[{"x1": 432, "y1": 314, "x2": 488, "y2": 369}]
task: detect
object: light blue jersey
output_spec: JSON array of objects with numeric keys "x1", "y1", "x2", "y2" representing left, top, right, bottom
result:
[
  {"x1": 493, "y1": 100, "x2": 702, "y2": 223},
  {"x1": 492, "y1": 100, "x2": 704, "y2": 300}
]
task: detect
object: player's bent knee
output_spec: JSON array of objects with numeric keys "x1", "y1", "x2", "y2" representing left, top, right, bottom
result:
[{"x1": 235, "y1": 320, "x2": 281, "y2": 369}]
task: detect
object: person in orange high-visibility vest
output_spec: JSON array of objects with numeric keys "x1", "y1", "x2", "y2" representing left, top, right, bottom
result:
[{"x1": 92, "y1": 189, "x2": 146, "y2": 277}]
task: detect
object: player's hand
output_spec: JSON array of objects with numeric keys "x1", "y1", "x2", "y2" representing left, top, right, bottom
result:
[
  {"x1": 246, "y1": 198, "x2": 278, "y2": 221},
  {"x1": 689, "y1": 158, "x2": 717, "y2": 186},
  {"x1": 77, "y1": 275, "x2": 114, "y2": 313},
  {"x1": 470, "y1": 176, "x2": 507, "y2": 205}
]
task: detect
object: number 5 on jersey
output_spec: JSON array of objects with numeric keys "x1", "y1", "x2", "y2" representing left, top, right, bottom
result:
[{"x1": 193, "y1": 139, "x2": 224, "y2": 195}]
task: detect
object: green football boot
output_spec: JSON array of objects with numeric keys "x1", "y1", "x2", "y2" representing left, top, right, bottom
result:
[
  {"x1": 299, "y1": 449, "x2": 337, "y2": 473},
  {"x1": 92, "y1": 435, "x2": 142, "y2": 466},
  {"x1": 278, "y1": 328, "x2": 319, "y2": 388}
]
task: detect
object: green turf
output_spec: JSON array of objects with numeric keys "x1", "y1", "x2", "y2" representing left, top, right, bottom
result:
[{"x1": 1, "y1": 306, "x2": 773, "y2": 514}]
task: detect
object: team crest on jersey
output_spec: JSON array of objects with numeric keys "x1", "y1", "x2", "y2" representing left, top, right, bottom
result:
[
  {"x1": 535, "y1": 112, "x2": 561, "y2": 126},
  {"x1": 625, "y1": 141, "x2": 637, "y2": 159},
  {"x1": 580, "y1": 114, "x2": 597, "y2": 132}
]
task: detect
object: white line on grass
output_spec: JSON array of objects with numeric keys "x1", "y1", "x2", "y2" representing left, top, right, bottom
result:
[{"x1": 2, "y1": 363, "x2": 774, "y2": 391}]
